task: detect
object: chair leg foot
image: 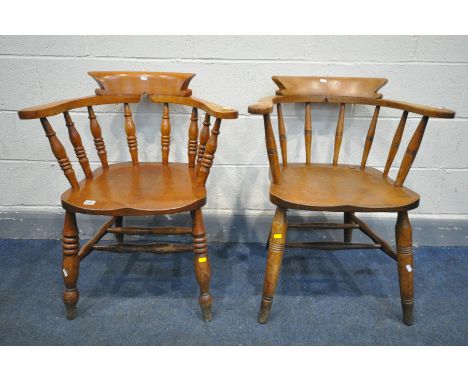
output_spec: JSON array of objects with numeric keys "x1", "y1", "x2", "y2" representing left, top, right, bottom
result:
[
  {"x1": 199, "y1": 293, "x2": 213, "y2": 322},
  {"x1": 401, "y1": 300, "x2": 414, "y2": 326},
  {"x1": 396, "y1": 211, "x2": 414, "y2": 326},
  {"x1": 258, "y1": 297, "x2": 273, "y2": 324},
  {"x1": 62, "y1": 211, "x2": 80, "y2": 320},
  {"x1": 258, "y1": 207, "x2": 287, "y2": 324}
]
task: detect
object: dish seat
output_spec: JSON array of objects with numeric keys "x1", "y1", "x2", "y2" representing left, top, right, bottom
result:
[
  {"x1": 270, "y1": 164, "x2": 420, "y2": 212},
  {"x1": 62, "y1": 162, "x2": 206, "y2": 216}
]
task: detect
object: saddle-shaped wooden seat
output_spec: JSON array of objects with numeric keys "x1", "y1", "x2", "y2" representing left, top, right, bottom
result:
[
  {"x1": 270, "y1": 164, "x2": 420, "y2": 212},
  {"x1": 61, "y1": 162, "x2": 206, "y2": 216}
]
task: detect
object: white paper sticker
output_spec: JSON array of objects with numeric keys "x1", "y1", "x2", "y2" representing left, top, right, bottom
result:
[
  {"x1": 83, "y1": 200, "x2": 96, "y2": 206},
  {"x1": 406, "y1": 264, "x2": 412, "y2": 272},
  {"x1": 320, "y1": 78, "x2": 328, "y2": 83},
  {"x1": 62, "y1": 269, "x2": 68, "y2": 277},
  {"x1": 140, "y1": 75, "x2": 148, "y2": 81}
]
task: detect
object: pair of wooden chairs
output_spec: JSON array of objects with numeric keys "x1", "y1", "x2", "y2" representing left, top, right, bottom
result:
[{"x1": 18, "y1": 72, "x2": 455, "y2": 325}]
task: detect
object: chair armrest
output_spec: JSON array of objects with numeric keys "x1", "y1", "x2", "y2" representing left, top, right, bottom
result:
[
  {"x1": 248, "y1": 96, "x2": 276, "y2": 115},
  {"x1": 328, "y1": 96, "x2": 456, "y2": 119},
  {"x1": 148, "y1": 95, "x2": 238, "y2": 119},
  {"x1": 17, "y1": 95, "x2": 142, "y2": 120}
]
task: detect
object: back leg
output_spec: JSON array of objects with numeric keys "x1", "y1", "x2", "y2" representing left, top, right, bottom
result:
[
  {"x1": 395, "y1": 211, "x2": 414, "y2": 325},
  {"x1": 344, "y1": 212, "x2": 354, "y2": 243},
  {"x1": 258, "y1": 207, "x2": 288, "y2": 324},
  {"x1": 114, "y1": 216, "x2": 124, "y2": 243},
  {"x1": 191, "y1": 209, "x2": 212, "y2": 322}
]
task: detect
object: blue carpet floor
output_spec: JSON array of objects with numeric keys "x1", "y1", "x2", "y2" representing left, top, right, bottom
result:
[{"x1": 0, "y1": 239, "x2": 467, "y2": 345}]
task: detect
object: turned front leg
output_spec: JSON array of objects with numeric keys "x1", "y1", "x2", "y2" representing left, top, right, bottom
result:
[
  {"x1": 396, "y1": 211, "x2": 414, "y2": 325},
  {"x1": 62, "y1": 211, "x2": 80, "y2": 320},
  {"x1": 259, "y1": 207, "x2": 288, "y2": 324},
  {"x1": 191, "y1": 209, "x2": 212, "y2": 322},
  {"x1": 344, "y1": 212, "x2": 354, "y2": 243}
]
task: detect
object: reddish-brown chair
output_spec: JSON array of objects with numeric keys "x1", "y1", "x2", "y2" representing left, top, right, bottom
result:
[
  {"x1": 18, "y1": 71, "x2": 238, "y2": 321},
  {"x1": 248, "y1": 76, "x2": 455, "y2": 325}
]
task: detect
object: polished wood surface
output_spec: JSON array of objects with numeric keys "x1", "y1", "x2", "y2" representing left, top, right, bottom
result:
[
  {"x1": 249, "y1": 75, "x2": 455, "y2": 325},
  {"x1": 89, "y1": 71, "x2": 195, "y2": 96},
  {"x1": 270, "y1": 164, "x2": 420, "y2": 212},
  {"x1": 272, "y1": 76, "x2": 388, "y2": 98},
  {"x1": 61, "y1": 162, "x2": 206, "y2": 216},
  {"x1": 18, "y1": 71, "x2": 238, "y2": 321}
]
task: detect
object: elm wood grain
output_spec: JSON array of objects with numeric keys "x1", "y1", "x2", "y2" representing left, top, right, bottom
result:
[
  {"x1": 270, "y1": 164, "x2": 420, "y2": 212},
  {"x1": 61, "y1": 162, "x2": 206, "y2": 216},
  {"x1": 107, "y1": 226, "x2": 192, "y2": 235},
  {"x1": 249, "y1": 75, "x2": 455, "y2": 325},
  {"x1": 396, "y1": 211, "x2": 414, "y2": 325},
  {"x1": 149, "y1": 95, "x2": 238, "y2": 119},
  {"x1": 89, "y1": 71, "x2": 195, "y2": 96},
  {"x1": 18, "y1": 95, "x2": 141, "y2": 119},
  {"x1": 87, "y1": 106, "x2": 109, "y2": 169},
  {"x1": 258, "y1": 207, "x2": 287, "y2": 324},
  {"x1": 191, "y1": 208, "x2": 212, "y2": 322},
  {"x1": 62, "y1": 211, "x2": 80, "y2": 320},
  {"x1": 273, "y1": 76, "x2": 388, "y2": 98},
  {"x1": 63, "y1": 112, "x2": 93, "y2": 179}
]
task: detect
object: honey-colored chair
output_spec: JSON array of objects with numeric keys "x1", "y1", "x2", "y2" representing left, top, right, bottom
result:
[
  {"x1": 248, "y1": 76, "x2": 455, "y2": 325},
  {"x1": 18, "y1": 71, "x2": 238, "y2": 321}
]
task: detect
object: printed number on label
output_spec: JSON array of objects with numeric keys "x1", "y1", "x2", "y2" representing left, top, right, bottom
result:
[{"x1": 83, "y1": 200, "x2": 96, "y2": 206}]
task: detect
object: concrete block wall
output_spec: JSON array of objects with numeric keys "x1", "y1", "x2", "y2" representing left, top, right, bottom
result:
[{"x1": 1, "y1": 36, "x2": 467, "y2": 219}]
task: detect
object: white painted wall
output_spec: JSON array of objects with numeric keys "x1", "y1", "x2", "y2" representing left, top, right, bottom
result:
[{"x1": 1, "y1": 36, "x2": 467, "y2": 218}]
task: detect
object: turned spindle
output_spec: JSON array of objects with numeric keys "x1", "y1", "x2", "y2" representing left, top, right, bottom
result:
[
  {"x1": 196, "y1": 114, "x2": 211, "y2": 174},
  {"x1": 63, "y1": 111, "x2": 93, "y2": 179},
  {"x1": 384, "y1": 111, "x2": 408, "y2": 177},
  {"x1": 333, "y1": 103, "x2": 345, "y2": 166},
  {"x1": 87, "y1": 106, "x2": 109, "y2": 169},
  {"x1": 360, "y1": 106, "x2": 380, "y2": 169},
  {"x1": 188, "y1": 107, "x2": 199, "y2": 168},
  {"x1": 161, "y1": 103, "x2": 171, "y2": 165},
  {"x1": 40, "y1": 117, "x2": 79, "y2": 189},
  {"x1": 277, "y1": 103, "x2": 287, "y2": 165},
  {"x1": 304, "y1": 103, "x2": 312, "y2": 164},
  {"x1": 198, "y1": 118, "x2": 221, "y2": 186},
  {"x1": 124, "y1": 103, "x2": 138, "y2": 165},
  {"x1": 263, "y1": 114, "x2": 281, "y2": 184}
]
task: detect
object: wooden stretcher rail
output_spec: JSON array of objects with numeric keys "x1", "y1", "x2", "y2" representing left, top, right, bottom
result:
[
  {"x1": 107, "y1": 226, "x2": 192, "y2": 235},
  {"x1": 92, "y1": 242, "x2": 193, "y2": 254},
  {"x1": 285, "y1": 242, "x2": 382, "y2": 250}
]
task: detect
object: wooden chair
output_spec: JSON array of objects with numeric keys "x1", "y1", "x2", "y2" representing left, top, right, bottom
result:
[
  {"x1": 17, "y1": 71, "x2": 238, "y2": 321},
  {"x1": 248, "y1": 76, "x2": 455, "y2": 325}
]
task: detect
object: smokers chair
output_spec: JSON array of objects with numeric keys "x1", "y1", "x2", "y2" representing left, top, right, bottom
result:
[
  {"x1": 17, "y1": 72, "x2": 238, "y2": 321},
  {"x1": 248, "y1": 76, "x2": 455, "y2": 325}
]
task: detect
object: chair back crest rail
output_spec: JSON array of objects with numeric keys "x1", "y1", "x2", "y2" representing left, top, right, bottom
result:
[
  {"x1": 18, "y1": 72, "x2": 238, "y2": 189},
  {"x1": 248, "y1": 76, "x2": 455, "y2": 187}
]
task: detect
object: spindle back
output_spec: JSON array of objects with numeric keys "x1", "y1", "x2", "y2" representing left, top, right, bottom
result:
[
  {"x1": 18, "y1": 71, "x2": 238, "y2": 189},
  {"x1": 248, "y1": 76, "x2": 455, "y2": 187}
]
